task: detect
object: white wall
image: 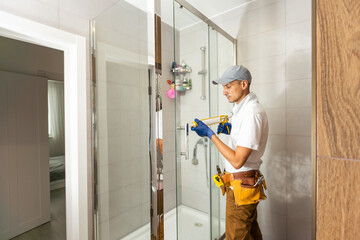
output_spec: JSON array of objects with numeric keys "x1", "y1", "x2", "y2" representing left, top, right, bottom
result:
[
  {"x1": 0, "y1": 36, "x2": 65, "y2": 157},
  {"x1": 0, "y1": 2, "x2": 95, "y2": 237},
  {"x1": 215, "y1": 0, "x2": 312, "y2": 239},
  {"x1": 0, "y1": 36, "x2": 64, "y2": 80}
]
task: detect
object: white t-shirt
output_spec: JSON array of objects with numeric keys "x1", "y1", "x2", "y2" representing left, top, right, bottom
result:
[{"x1": 224, "y1": 92, "x2": 269, "y2": 173}]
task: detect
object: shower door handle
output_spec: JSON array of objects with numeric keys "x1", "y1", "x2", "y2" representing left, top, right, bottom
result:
[{"x1": 178, "y1": 124, "x2": 189, "y2": 159}]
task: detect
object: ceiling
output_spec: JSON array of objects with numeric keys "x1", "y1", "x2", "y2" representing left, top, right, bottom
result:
[
  {"x1": 161, "y1": 0, "x2": 255, "y2": 37},
  {"x1": 72, "y1": 0, "x2": 258, "y2": 38}
]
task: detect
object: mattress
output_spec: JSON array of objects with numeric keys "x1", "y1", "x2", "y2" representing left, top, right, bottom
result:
[{"x1": 49, "y1": 155, "x2": 65, "y2": 182}]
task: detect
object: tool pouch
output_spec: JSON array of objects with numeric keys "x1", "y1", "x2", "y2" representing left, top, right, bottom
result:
[{"x1": 230, "y1": 179, "x2": 267, "y2": 206}]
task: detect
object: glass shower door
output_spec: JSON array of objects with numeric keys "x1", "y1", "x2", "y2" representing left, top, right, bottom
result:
[
  {"x1": 173, "y1": 1, "x2": 235, "y2": 239},
  {"x1": 173, "y1": 2, "x2": 222, "y2": 239},
  {"x1": 92, "y1": 1, "x2": 151, "y2": 239}
]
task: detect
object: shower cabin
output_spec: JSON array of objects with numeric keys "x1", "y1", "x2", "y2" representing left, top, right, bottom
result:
[{"x1": 91, "y1": 0, "x2": 235, "y2": 239}]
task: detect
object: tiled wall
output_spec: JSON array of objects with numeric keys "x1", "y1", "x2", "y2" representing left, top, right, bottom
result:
[
  {"x1": 177, "y1": 22, "x2": 212, "y2": 214},
  {"x1": 94, "y1": 1, "x2": 150, "y2": 239},
  {"x1": 161, "y1": 21, "x2": 178, "y2": 214},
  {"x1": 215, "y1": 0, "x2": 312, "y2": 239},
  {"x1": 176, "y1": 22, "x2": 235, "y2": 215}
]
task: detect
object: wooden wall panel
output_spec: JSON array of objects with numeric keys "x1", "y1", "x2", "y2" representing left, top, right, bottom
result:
[
  {"x1": 317, "y1": 157, "x2": 360, "y2": 240},
  {"x1": 316, "y1": 0, "x2": 360, "y2": 159}
]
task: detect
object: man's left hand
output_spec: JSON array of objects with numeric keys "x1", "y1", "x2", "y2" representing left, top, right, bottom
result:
[{"x1": 191, "y1": 119, "x2": 214, "y2": 139}]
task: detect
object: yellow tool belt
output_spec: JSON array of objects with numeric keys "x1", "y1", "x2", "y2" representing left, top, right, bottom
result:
[{"x1": 217, "y1": 170, "x2": 267, "y2": 206}]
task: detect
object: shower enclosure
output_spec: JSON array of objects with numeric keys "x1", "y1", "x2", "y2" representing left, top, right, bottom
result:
[
  {"x1": 172, "y1": 1, "x2": 235, "y2": 239},
  {"x1": 91, "y1": 0, "x2": 235, "y2": 239}
]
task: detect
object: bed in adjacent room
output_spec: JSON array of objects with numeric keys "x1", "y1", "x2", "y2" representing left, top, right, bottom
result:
[{"x1": 49, "y1": 155, "x2": 65, "y2": 190}]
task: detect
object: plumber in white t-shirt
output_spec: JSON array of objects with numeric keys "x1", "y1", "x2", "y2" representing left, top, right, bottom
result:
[{"x1": 191, "y1": 65, "x2": 268, "y2": 240}]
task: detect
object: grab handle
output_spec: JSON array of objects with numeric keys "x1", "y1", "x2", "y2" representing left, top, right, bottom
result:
[{"x1": 179, "y1": 124, "x2": 189, "y2": 159}]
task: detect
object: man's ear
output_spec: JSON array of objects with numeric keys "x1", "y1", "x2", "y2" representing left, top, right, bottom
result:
[{"x1": 242, "y1": 80, "x2": 249, "y2": 89}]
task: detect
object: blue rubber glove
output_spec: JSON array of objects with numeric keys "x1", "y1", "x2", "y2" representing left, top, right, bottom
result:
[
  {"x1": 217, "y1": 122, "x2": 232, "y2": 135},
  {"x1": 191, "y1": 118, "x2": 215, "y2": 139}
]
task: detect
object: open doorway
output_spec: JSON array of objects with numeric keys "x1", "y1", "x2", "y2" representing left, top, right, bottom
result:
[
  {"x1": 0, "y1": 36, "x2": 66, "y2": 239},
  {"x1": 0, "y1": 10, "x2": 89, "y2": 240}
]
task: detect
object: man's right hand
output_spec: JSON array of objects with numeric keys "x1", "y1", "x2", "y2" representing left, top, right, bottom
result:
[{"x1": 217, "y1": 122, "x2": 232, "y2": 135}]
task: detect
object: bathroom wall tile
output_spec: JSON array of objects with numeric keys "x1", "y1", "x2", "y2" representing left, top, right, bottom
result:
[
  {"x1": 286, "y1": 192, "x2": 312, "y2": 222},
  {"x1": 98, "y1": 192, "x2": 109, "y2": 223},
  {"x1": 98, "y1": 164, "x2": 109, "y2": 194},
  {"x1": 266, "y1": 108, "x2": 286, "y2": 135},
  {"x1": 96, "y1": 108, "x2": 108, "y2": 141},
  {"x1": 180, "y1": 26, "x2": 207, "y2": 56},
  {"x1": 180, "y1": 51, "x2": 204, "y2": 78},
  {"x1": 258, "y1": 140, "x2": 287, "y2": 217},
  {"x1": 237, "y1": 0, "x2": 285, "y2": 38},
  {"x1": 96, "y1": 27, "x2": 141, "y2": 56},
  {"x1": 218, "y1": 88, "x2": 234, "y2": 115},
  {"x1": 163, "y1": 151, "x2": 175, "y2": 172},
  {"x1": 163, "y1": 129, "x2": 176, "y2": 153},
  {"x1": 210, "y1": 0, "x2": 282, "y2": 32},
  {"x1": 107, "y1": 62, "x2": 140, "y2": 86},
  {"x1": 251, "y1": 81, "x2": 286, "y2": 109},
  {"x1": 97, "y1": 136, "x2": 108, "y2": 166},
  {"x1": 164, "y1": 170, "x2": 177, "y2": 192},
  {"x1": 109, "y1": 206, "x2": 142, "y2": 239},
  {"x1": 0, "y1": 0, "x2": 59, "y2": 28},
  {"x1": 286, "y1": 79, "x2": 312, "y2": 108},
  {"x1": 257, "y1": 211, "x2": 286, "y2": 240},
  {"x1": 237, "y1": 28, "x2": 285, "y2": 62},
  {"x1": 181, "y1": 168, "x2": 209, "y2": 194},
  {"x1": 286, "y1": 136, "x2": 312, "y2": 197},
  {"x1": 60, "y1": 0, "x2": 115, "y2": 19},
  {"x1": 261, "y1": 134, "x2": 286, "y2": 164},
  {"x1": 286, "y1": 108, "x2": 311, "y2": 136},
  {"x1": 241, "y1": 54, "x2": 286, "y2": 84},
  {"x1": 287, "y1": 219, "x2": 311, "y2": 240},
  {"x1": 181, "y1": 187, "x2": 210, "y2": 214},
  {"x1": 286, "y1": 49, "x2": 311, "y2": 81},
  {"x1": 163, "y1": 108, "x2": 175, "y2": 133},
  {"x1": 220, "y1": 195, "x2": 226, "y2": 220},
  {"x1": 218, "y1": 44, "x2": 235, "y2": 73},
  {"x1": 286, "y1": 0, "x2": 311, "y2": 26},
  {"x1": 164, "y1": 188, "x2": 177, "y2": 213},
  {"x1": 162, "y1": 22, "x2": 175, "y2": 53},
  {"x1": 180, "y1": 21, "x2": 207, "y2": 38},
  {"x1": 286, "y1": 20, "x2": 311, "y2": 53},
  {"x1": 100, "y1": 220, "x2": 110, "y2": 240},
  {"x1": 140, "y1": 201, "x2": 150, "y2": 226},
  {"x1": 59, "y1": 9, "x2": 89, "y2": 37},
  {"x1": 214, "y1": 17, "x2": 241, "y2": 39},
  {"x1": 111, "y1": 183, "x2": 142, "y2": 216}
]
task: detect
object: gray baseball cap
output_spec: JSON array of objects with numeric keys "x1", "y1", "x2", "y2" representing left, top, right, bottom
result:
[{"x1": 212, "y1": 65, "x2": 252, "y2": 85}]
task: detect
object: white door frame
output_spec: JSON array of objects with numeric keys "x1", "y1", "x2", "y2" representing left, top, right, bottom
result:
[{"x1": 0, "y1": 11, "x2": 90, "y2": 240}]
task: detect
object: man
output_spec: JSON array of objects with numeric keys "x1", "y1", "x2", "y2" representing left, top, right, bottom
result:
[{"x1": 191, "y1": 65, "x2": 268, "y2": 240}]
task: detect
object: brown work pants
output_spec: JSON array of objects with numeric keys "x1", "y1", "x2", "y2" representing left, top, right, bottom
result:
[{"x1": 226, "y1": 188, "x2": 263, "y2": 240}]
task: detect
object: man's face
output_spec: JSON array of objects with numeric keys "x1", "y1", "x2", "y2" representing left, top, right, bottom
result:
[{"x1": 222, "y1": 80, "x2": 246, "y2": 104}]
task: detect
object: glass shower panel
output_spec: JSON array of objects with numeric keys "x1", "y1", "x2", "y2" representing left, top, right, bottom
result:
[
  {"x1": 173, "y1": 2, "x2": 228, "y2": 239},
  {"x1": 92, "y1": 1, "x2": 150, "y2": 239},
  {"x1": 209, "y1": 28, "x2": 236, "y2": 239},
  {"x1": 208, "y1": 26, "x2": 221, "y2": 239}
]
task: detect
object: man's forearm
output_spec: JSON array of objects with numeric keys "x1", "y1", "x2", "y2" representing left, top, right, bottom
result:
[{"x1": 210, "y1": 135, "x2": 249, "y2": 169}]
